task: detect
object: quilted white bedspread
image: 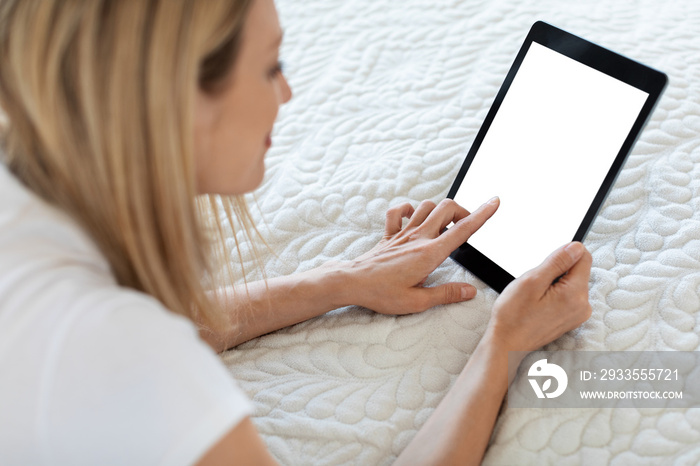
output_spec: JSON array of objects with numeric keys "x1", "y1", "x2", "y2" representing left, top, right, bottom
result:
[{"x1": 220, "y1": 0, "x2": 700, "y2": 464}]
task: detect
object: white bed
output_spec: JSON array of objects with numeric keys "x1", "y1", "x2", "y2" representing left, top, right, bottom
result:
[{"x1": 220, "y1": 0, "x2": 700, "y2": 464}]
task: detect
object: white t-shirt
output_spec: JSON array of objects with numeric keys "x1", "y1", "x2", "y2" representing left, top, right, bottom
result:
[{"x1": 0, "y1": 163, "x2": 253, "y2": 465}]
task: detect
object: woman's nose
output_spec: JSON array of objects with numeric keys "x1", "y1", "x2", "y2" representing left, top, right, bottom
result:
[{"x1": 280, "y1": 74, "x2": 292, "y2": 104}]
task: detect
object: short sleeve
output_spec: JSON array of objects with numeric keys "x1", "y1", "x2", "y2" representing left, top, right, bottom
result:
[{"x1": 42, "y1": 292, "x2": 253, "y2": 466}]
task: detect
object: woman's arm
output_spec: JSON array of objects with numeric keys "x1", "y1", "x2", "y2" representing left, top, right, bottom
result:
[
  {"x1": 395, "y1": 330, "x2": 512, "y2": 466},
  {"x1": 196, "y1": 238, "x2": 592, "y2": 465},
  {"x1": 394, "y1": 242, "x2": 592, "y2": 465},
  {"x1": 201, "y1": 262, "x2": 357, "y2": 352},
  {"x1": 201, "y1": 198, "x2": 500, "y2": 352},
  {"x1": 196, "y1": 197, "x2": 593, "y2": 463}
]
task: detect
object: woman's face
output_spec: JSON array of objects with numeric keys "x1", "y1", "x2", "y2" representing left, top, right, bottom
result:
[{"x1": 194, "y1": 0, "x2": 292, "y2": 195}]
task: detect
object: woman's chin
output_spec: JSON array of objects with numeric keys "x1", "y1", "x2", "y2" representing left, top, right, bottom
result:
[
  {"x1": 197, "y1": 171, "x2": 264, "y2": 196},
  {"x1": 228, "y1": 166, "x2": 266, "y2": 195}
]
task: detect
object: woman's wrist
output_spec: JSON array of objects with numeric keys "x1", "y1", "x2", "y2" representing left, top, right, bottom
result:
[
  {"x1": 310, "y1": 260, "x2": 358, "y2": 309},
  {"x1": 480, "y1": 326, "x2": 529, "y2": 385}
]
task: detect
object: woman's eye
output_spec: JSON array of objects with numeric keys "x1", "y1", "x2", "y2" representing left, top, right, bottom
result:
[{"x1": 269, "y1": 60, "x2": 284, "y2": 78}]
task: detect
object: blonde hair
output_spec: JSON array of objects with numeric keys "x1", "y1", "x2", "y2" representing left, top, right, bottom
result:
[{"x1": 0, "y1": 0, "x2": 256, "y2": 344}]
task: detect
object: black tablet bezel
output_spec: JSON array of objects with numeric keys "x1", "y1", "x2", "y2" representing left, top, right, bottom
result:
[{"x1": 447, "y1": 21, "x2": 667, "y2": 293}]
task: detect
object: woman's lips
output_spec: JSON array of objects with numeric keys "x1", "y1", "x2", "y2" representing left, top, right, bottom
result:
[{"x1": 265, "y1": 134, "x2": 272, "y2": 148}]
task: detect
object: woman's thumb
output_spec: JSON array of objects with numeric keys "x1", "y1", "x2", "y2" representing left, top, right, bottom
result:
[
  {"x1": 424, "y1": 282, "x2": 477, "y2": 308},
  {"x1": 531, "y1": 242, "x2": 585, "y2": 286}
]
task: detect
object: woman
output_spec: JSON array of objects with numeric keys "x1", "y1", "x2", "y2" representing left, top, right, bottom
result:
[{"x1": 0, "y1": 0, "x2": 592, "y2": 464}]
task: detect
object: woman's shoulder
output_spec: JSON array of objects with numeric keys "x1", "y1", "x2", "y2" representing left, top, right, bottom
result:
[
  {"x1": 0, "y1": 162, "x2": 214, "y2": 363},
  {"x1": 0, "y1": 165, "x2": 199, "y2": 344},
  {"x1": 0, "y1": 162, "x2": 112, "y2": 279},
  {"x1": 0, "y1": 280, "x2": 253, "y2": 464},
  {"x1": 0, "y1": 164, "x2": 253, "y2": 465}
]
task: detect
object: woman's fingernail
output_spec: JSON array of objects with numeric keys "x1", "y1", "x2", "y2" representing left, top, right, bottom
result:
[
  {"x1": 461, "y1": 286, "x2": 472, "y2": 299},
  {"x1": 487, "y1": 196, "x2": 499, "y2": 205},
  {"x1": 565, "y1": 242, "x2": 584, "y2": 261}
]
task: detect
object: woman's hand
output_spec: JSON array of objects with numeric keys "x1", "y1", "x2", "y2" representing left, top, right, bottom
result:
[
  {"x1": 486, "y1": 241, "x2": 593, "y2": 355},
  {"x1": 204, "y1": 197, "x2": 498, "y2": 350},
  {"x1": 343, "y1": 197, "x2": 500, "y2": 315},
  {"x1": 395, "y1": 241, "x2": 592, "y2": 466}
]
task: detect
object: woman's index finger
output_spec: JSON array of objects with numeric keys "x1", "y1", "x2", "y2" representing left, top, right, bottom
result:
[{"x1": 437, "y1": 197, "x2": 500, "y2": 255}]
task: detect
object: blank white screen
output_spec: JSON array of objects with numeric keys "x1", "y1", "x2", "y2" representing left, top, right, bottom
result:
[{"x1": 453, "y1": 42, "x2": 648, "y2": 278}]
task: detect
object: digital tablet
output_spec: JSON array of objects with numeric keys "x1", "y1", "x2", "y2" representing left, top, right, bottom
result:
[{"x1": 447, "y1": 21, "x2": 667, "y2": 292}]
